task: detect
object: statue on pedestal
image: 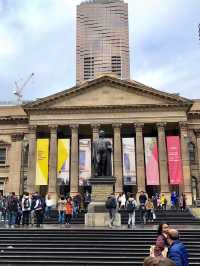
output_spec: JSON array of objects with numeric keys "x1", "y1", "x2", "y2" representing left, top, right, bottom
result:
[{"x1": 92, "y1": 130, "x2": 112, "y2": 177}]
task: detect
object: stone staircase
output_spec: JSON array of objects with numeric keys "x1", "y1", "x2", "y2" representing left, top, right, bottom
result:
[
  {"x1": 0, "y1": 229, "x2": 199, "y2": 265},
  {"x1": 45, "y1": 209, "x2": 200, "y2": 225}
]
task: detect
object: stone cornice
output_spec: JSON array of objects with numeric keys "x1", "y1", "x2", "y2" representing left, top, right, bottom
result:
[{"x1": 24, "y1": 103, "x2": 191, "y2": 115}]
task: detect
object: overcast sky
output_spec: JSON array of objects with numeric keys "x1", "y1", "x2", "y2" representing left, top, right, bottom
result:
[{"x1": 0, "y1": 0, "x2": 200, "y2": 103}]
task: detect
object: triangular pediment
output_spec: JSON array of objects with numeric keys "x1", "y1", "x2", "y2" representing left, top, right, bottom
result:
[{"x1": 24, "y1": 75, "x2": 192, "y2": 111}]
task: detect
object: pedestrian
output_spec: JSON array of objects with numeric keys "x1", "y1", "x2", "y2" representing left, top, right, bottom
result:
[
  {"x1": 15, "y1": 197, "x2": 22, "y2": 226},
  {"x1": 30, "y1": 193, "x2": 37, "y2": 226},
  {"x1": 145, "y1": 199, "x2": 154, "y2": 222},
  {"x1": 45, "y1": 194, "x2": 53, "y2": 219},
  {"x1": 161, "y1": 194, "x2": 167, "y2": 211},
  {"x1": 120, "y1": 192, "x2": 126, "y2": 209},
  {"x1": 105, "y1": 193, "x2": 117, "y2": 228},
  {"x1": 126, "y1": 195, "x2": 137, "y2": 229},
  {"x1": 83, "y1": 191, "x2": 91, "y2": 212},
  {"x1": 150, "y1": 223, "x2": 169, "y2": 257},
  {"x1": 171, "y1": 192, "x2": 177, "y2": 209},
  {"x1": 117, "y1": 193, "x2": 122, "y2": 209},
  {"x1": 57, "y1": 195, "x2": 66, "y2": 224},
  {"x1": 7, "y1": 192, "x2": 18, "y2": 228},
  {"x1": 65, "y1": 197, "x2": 73, "y2": 227},
  {"x1": 144, "y1": 256, "x2": 175, "y2": 266},
  {"x1": 34, "y1": 194, "x2": 43, "y2": 227},
  {"x1": 179, "y1": 194, "x2": 187, "y2": 212},
  {"x1": 167, "y1": 229, "x2": 189, "y2": 266},
  {"x1": 22, "y1": 192, "x2": 31, "y2": 226},
  {"x1": 139, "y1": 191, "x2": 147, "y2": 224}
]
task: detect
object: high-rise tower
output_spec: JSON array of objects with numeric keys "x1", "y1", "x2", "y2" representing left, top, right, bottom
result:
[{"x1": 76, "y1": 0, "x2": 130, "y2": 84}]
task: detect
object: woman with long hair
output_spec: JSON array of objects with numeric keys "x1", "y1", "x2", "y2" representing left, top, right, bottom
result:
[{"x1": 150, "y1": 223, "x2": 169, "y2": 257}]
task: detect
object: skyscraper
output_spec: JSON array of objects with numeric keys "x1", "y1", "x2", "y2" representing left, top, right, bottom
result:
[{"x1": 76, "y1": 0, "x2": 130, "y2": 84}]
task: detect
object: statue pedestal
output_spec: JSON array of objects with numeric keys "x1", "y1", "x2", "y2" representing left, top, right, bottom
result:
[{"x1": 85, "y1": 177, "x2": 121, "y2": 227}]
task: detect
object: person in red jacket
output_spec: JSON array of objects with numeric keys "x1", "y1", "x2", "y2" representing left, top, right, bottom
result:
[{"x1": 65, "y1": 197, "x2": 73, "y2": 226}]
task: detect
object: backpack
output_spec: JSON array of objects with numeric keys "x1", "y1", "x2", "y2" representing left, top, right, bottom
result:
[
  {"x1": 127, "y1": 201, "x2": 136, "y2": 213},
  {"x1": 24, "y1": 198, "x2": 30, "y2": 210},
  {"x1": 105, "y1": 197, "x2": 117, "y2": 209},
  {"x1": 105, "y1": 198, "x2": 112, "y2": 209}
]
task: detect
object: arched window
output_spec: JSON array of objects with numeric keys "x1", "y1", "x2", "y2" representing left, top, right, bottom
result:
[{"x1": 188, "y1": 142, "x2": 195, "y2": 162}]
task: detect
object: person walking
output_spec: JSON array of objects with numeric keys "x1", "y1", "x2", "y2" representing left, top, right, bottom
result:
[
  {"x1": 65, "y1": 197, "x2": 73, "y2": 227},
  {"x1": 22, "y1": 192, "x2": 31, "y2": 226},
  {"x1": 126, "y1": 195, "x2": 137, "y2": 229},
  {"x1": 105, "y1": 193, "x2": 117, "y2": 228},
  {"x1": 179, "y1": 194, "x2": 187, "y2": 212},
  {"x1": 167, "y1": 229, "x2": 189, "y2": 266}
]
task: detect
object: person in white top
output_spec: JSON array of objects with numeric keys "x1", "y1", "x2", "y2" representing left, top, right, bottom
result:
[
  {"x1": 45, "y1": 194, "x2": 54, "y2": 219},
  {"x1": 22, "y1": 192, "x2": 31, "y2": 226},
  {"x1": 120, "y1": 192, "x2": 126, "y2": 209}
]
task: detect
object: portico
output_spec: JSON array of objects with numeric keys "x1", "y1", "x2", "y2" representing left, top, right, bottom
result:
[{"x1": 23, "y1": 75, "x2": 193, "y2": 204}]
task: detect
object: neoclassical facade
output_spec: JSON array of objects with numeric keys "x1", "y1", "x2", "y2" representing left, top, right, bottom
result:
[{"x1": 0, "y1": 75, "x2": 200, "y2": 204}]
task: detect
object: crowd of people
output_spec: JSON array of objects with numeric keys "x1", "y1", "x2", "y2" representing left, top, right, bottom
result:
[
  {"x1": 105, "y1": 191, "x2": 188, "y2": 229},
  {"x1": 0, "y1": 190, "x2": 187, "y2": 229},
  {"x1": 0, "y1": 191, "x2": 91, "y2": 228}
]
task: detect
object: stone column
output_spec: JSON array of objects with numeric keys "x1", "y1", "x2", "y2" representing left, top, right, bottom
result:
[
  {"x1": 157, "y1": 123, "x2": 170, "y2": 196},
  {"x1": 48, "y1": 125, "x2": 58, "y2": 203},
  {"x1": 113, "y1": 123, "x2": 123, "y2": 194},
  {"x1": 27, "y1": 126, "x2": 37, "y2": 193},
  {"x1": 180, "y1": 122, "x2": 192, "y2": 205},
  {"x1": 70, "y1": 124, "x2": 79, "y2": 197},
  {"x1": 91, "y1": 124, "x2": 100, "y2": 142},
  {"x1": 135, "y1": 123, "x2": 146, "y2": 193},
  {"x1": 9, "y1": 133, "x2": 24, "y2": 195},
  {"x1": 195, "y1": 130, "x2": 200, "y2": 198}
]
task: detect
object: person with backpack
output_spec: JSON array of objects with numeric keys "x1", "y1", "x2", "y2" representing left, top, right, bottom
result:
[
  {"x1": 34, "y1": 194, "x2": 43, "y2": 227},
  {"x1": 22, "y1": 192, "x2": 31, "y2": 226},
  {"x1": 105, "y1": 193, "x2": 117, "y2": 228},
  {"x1": 126, "y1": 195, "x2": 137, "y2": 229},
  {"x1": 7, "y1": 192, "x2": 18, "y2": 228}
]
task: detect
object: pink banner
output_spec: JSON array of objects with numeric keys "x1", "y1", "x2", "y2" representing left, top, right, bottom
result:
[
  {"x1": 144, "y1": 137, "x2": 160, "y2": 185},
  {"x1": 167, "y1": 136, "x2": 183, "y2": 185}
]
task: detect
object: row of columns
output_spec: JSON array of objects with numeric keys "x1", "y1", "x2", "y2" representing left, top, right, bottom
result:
[{"x1": 27, "y1": 122, "x2": 192, "y2": 200}]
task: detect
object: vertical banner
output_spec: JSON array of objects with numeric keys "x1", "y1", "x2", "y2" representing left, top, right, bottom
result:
[
  {"x1": 144, "y1": 137, "x2": 160, "y2": 185},
  {"x1": 122, "y1": 138, "x2": 136, "y2": 185},
  {"x1": 57, "y1": 139, "x2": 70, "y2": 184},
  {"x1": 36, "y1": 139, "x2": 49, "y2": 186},
  {"x1": 167, "y1": 136, "x2": 183, "y2": 185},
  {"x1": 79, "y1": 139, "x2": 91, "y2": 186}
]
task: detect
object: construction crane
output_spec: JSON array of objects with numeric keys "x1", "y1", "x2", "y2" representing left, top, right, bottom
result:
[{"x1": 13, "y1": 73, "x2": 34, "y2": 104}]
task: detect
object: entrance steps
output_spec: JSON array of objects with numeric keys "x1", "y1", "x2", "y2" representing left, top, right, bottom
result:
[{"x1": 0, "y1": 229, "x2": 199, "y2": 265}]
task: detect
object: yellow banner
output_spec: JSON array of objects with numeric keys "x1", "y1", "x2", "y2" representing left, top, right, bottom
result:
[
  {"x1": 57, "y1": 139, "x2": 70, "y2": 183},
  {"x1": 36, "y1": 139, "x2": 49, "y2": 186}
]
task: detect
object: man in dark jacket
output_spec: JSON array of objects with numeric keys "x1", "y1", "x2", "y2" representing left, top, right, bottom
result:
[
  {"x1": 105, "y1": 193, "x2": 117, "y2": 228},
  {"x1": 167, "y1": 229, "x2": 189, "y2": 266}
]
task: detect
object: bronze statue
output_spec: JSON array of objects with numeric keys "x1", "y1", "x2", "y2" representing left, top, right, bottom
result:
[{"x1": 92, "y1": 130, "x2": 112, "y2": 177}]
